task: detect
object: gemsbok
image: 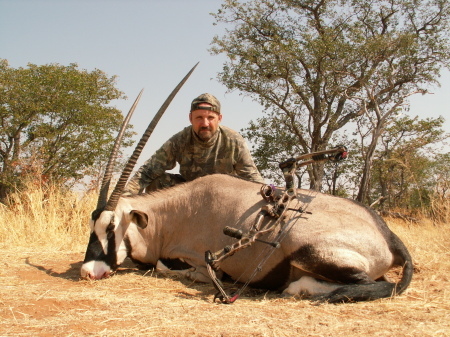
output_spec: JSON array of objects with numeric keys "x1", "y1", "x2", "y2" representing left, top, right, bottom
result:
[{"x1": 81, "y1": 64, "x2": 413, "y2": 304}]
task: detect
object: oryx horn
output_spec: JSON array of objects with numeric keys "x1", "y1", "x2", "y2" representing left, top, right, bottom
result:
[
  {"x1": 96, "y1": 89, "x2": 144, "y2": 210},
  {"x1": 104, "y1": 62, "x2": 199, "y2": 211}
]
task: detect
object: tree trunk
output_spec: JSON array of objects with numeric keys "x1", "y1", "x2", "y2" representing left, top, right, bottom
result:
[
  {"x1": 310, "y1": 162, "x2": 325, "y2": 191},
  {"x1": 357, "y1": 126, "x2": 383, "y2": 203},
  {"x1": 0, "y1": 182, "x2": 9, "y2": 203}
]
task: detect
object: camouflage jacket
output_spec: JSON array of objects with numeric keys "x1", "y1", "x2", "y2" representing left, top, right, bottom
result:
[{"x1": 125, "y1": 125, "x2": 265, "y2": 194}]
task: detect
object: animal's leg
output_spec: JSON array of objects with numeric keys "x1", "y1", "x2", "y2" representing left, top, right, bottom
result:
[
  {"x1": 285, "y1": 253, "x2": 401, "y2": 303},
  {"x1": 282, "y1": 276, "x2": 342, "y2": 297},
  {"x1": 156, "y1": 260, "x2": 215, "y2": 283},
  {"x1": 184, "y1": 264, "x2": 215, "y2": 283},
  {"x1": 156, "y1": 260, "x2": 194, "y2": 277},
  {"x1": 284, "y1": 248, "x2": 383, "y2": 301}
]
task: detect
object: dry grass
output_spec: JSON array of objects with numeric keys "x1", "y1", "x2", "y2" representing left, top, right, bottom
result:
[
  {"x1": 0, "y1": 184, "x2": 449, "y2": 336},
  {"x1": 0, "y1": 182, "x2": 95, "y2": 250}
]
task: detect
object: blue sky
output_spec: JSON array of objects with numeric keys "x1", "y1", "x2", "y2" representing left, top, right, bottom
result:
[{"x1": 1, "y1": 0, "x2": 449, "y2": 168}]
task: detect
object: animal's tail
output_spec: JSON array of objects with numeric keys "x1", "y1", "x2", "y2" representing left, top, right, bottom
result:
[
  {"x1": 391, "y1": 230, "x2": 414, "y2": 295},
  {"x1": 317, "y1": 231, "x2": 413, "y2": 304}
]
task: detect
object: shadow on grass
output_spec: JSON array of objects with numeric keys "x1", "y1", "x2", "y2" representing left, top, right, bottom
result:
[{"x1": 25, "y1": 257, "x2": 83, "y2": 281}]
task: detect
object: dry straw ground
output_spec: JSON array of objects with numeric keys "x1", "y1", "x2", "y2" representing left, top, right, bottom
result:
[{"x1": 0, "y1": 185, "x2": 449, "y2": 336}]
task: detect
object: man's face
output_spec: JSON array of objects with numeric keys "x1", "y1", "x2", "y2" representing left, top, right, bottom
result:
[{"x1": 189, "y1": 104, "x2": 222, "y2": 141}]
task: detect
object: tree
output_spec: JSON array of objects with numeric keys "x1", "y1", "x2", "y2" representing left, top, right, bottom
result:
[
  {"x1": 0, "y1": 60, "x2": 133, "y2": 199},
  {"x1": 211, "y1": 0, "x2": 450, "y2": 195},
  {"x1": 243, "y1": 110, "x2": 357, "y2": 192},
  {"x1": 243, "y1": 110, "x2": 304, "y2": 185},
  {"x1": 368, "y1": 115, "x2": 448, "y2": 210},
  {"x1": 429, "y1": 153, "x2": 450, "y2": 222}
]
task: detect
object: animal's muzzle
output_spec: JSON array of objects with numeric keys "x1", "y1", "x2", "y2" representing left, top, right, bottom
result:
[{"x1": 81, "y1": 231, "x2": 117, "y2": 280}]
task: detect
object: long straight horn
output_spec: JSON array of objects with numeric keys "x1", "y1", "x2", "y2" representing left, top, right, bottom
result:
[
  {"x1": 96, "y1": 89, "x2": 144, "y2": 210},
  {"x1": 104, "y1": 62, "x2": 199, "y2": 211}
]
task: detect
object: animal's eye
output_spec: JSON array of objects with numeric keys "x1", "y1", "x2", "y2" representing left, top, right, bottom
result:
[{"x1": 106, "y1": 223, "x2": 115, "y2": 232}]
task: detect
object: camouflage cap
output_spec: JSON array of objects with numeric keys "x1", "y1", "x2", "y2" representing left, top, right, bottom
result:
[{"x1": 190, "y1": 93, "x2": 221, "y2": 114}]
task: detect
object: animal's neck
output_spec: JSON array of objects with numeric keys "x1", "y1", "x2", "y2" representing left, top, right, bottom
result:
[{"x1": 137, "y1": 189, "x2": 195, "y2": 252}]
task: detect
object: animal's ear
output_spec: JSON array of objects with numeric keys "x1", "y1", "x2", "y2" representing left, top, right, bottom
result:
[{"x1": 130, "y1": 210, "x2": 149, "y2": 229}]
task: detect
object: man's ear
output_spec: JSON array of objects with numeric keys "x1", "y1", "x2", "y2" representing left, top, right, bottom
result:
[
  {"x1": 130, "y1": 210, "x2": 148, "y2": 229},
  {"x1": 189, "y1": 112, "x2": 193, "y2": 123}
]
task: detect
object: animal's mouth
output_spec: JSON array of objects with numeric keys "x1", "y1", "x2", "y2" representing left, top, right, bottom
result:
[
  {"x1": 81, "y1": 270, "x2": 112, "y2": 281},
  {"x1": 80, "y1": 260, "x2": 117, "y2": 280}
]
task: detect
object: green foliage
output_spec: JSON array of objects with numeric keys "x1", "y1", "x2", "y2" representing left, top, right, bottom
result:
[
  {"x1": 0, "y1": 60, "x2": 133, "y2": 197},
  {"x1": 242, "y1": 110, "x2": 304, "y2": 184},
  {"x1": 429, "y1": 152, "x2": 450, "y2": 222},
  {"x1": 351, "y1": 115, "x2": 449, "y2": 213},
  {"x1": 211, "y1": 0, "x2": 450, "y2": 195}
]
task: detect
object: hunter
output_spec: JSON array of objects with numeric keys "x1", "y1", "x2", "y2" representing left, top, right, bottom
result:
[{"x1": 124, "y1": 93, "x2": 265, "y2": 194}]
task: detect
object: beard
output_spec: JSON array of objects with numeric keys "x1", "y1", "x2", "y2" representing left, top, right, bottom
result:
[{"x1": 196, "y1": 126, "x2": 214, "y2": 141}]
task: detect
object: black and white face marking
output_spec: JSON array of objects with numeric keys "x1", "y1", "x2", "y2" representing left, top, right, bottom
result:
[
  {"x1": 80, "y1": 204, "x2": 150, "y2": 280},
  {"x1": 80, "y1": 210, "x2": 118, "y2": 280}
]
